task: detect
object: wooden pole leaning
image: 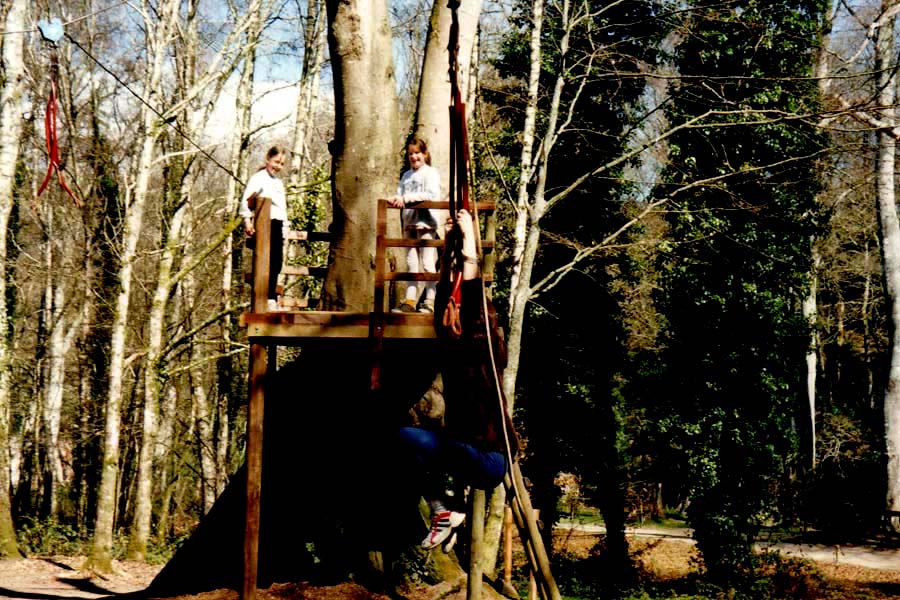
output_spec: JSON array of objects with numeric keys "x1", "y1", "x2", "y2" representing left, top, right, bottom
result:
[
  {"x1": 243, "y1": 198, "x2": 272, "y2": 600},
  {"x1": 504, "y1": 461, "x2": 562, "y2": 600}
]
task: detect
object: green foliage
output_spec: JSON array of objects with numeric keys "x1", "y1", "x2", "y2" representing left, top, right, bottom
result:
[
  {"x1": 16, "y1": 517, "x2": 84, "y2": 556},
  {"x1": 652, "y1": 0, "x2": 830, "y2": 586},
  {"x1": 287, "y1": 163, "x2": 330, "y2": 302},
  {"x1": 142, "y1": 533, "x2": 189, "y2": 565}
]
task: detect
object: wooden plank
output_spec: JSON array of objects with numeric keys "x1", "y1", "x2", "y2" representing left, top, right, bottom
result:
[{"x1": 242, "y1": 311, "x2": 437, "y2": 339}]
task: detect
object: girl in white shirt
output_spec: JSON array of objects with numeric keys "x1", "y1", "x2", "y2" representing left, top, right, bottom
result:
[
  {"x1": 388, "y1": 138, "x2": 442, "y2": 313},
  {"x1": 239, "y1": 146, "x2": 288, "y2": 311}
]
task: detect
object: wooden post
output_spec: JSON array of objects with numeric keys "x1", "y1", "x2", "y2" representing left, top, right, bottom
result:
[
  {"x1": 528, "y1": 509, "x2": 540, "y2": 600},
  {"x1": 467, "y1": 489, "x2": 485, "y2": 600},
  {"x1": 503, "y1": 505, "x2": 513, "y2": 589},
  {"x1": 370, "y1": 199, "x2": 388, "y2": 392},
  {"x1": 243, "y1": 199, "x2": 271, "y2": 600}
]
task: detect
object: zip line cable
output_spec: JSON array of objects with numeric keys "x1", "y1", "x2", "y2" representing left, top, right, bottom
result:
[
  {"x1": 1, "y1": 1, "x2": 130, "y2": 36},
  {"x1": 64, "y1": 32, "x2": 246, "y2": 188}
]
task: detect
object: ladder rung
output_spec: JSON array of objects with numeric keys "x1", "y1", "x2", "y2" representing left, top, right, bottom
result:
[
  {"x1": 384, "y1": 272, "x2": 493, "y2": 282},
  {"x1": 384, "y1": 238, "x2": 494, "y2": 251},
  {"x1": 279, "y1": 297, "x2": 314, "y2": 309},
  {"x1": 281, "y1": 266, "x2": 328, "y2": 277},
  {"x1": 379, "y1": 200, "x2": 496, "y2": 212},
  {"x1": 285, "y1": 230, "x2": 331, "y2": 242},
  {"x1": 243, "y1": 268, "x2": 327, "y2": 285}
]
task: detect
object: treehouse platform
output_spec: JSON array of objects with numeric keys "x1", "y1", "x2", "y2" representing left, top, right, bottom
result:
[
  {"x1": 238, "y1": 199, "x2": 495, "y2": 341},
  {"x1": 236, "y1": 197, "x2": 500, "y2": 600}
]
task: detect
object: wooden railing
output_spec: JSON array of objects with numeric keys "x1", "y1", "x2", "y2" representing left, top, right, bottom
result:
[{"x1": 373, "y1": 198, "x2": 496, "y2": 314}]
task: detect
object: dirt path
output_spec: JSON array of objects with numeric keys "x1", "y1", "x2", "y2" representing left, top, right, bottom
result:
[
  {"x1": 0, "y1": 556, "x2": 161, "y2": 599},
  {"x1": 3, "y1": 527, "x2": 900, "y2": 600},
  {"x1": 562, "y1": 522, "x2": 900, "y2": 571}
]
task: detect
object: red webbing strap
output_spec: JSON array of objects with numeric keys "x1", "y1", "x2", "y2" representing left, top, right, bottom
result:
[
  {"x1": 442, "y1": 0, "x2": 471, "y2": 338},
  {"x1": 37, "y1": 47, "x2": 82, "y2": 208}
]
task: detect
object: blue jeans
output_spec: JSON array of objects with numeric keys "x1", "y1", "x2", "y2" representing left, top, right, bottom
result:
[{"x1": 398, "y1": 426, "x2": 507, "y2": 500}]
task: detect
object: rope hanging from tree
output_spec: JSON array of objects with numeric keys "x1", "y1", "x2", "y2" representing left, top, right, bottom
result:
[
  {"x1": 36, "y1": 18, "x2": 83, "y2": 208},
  {"x1": 442, "y1": 0, "x2": 474, "y2": 338}
]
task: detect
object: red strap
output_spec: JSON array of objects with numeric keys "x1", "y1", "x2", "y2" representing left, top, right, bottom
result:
[
  {"x1": 442, "y1": 0, "x2": 472, "y2": 337},
  {"x1": 37, "y1": 75, "x2": 82, "y2": 207}
]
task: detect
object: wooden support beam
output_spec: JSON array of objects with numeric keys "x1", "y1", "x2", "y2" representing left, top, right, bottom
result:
[
  {"x1": 467, "y1": 489, "x2": 485, "y2": 600},
  {"x1": 243, "y1": 198, "x2": 271, "y2": 600}
]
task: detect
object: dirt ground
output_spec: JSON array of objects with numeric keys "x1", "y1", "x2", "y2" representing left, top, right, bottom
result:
[{"x1": 2, "y1": 533, "x2": 900, "y2": 600}]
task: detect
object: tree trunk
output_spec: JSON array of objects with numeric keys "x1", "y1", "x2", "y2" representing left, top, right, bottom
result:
[
  {"x1": 0, "y1": 0, "x2": 27, "y2": 558},
  {"x1": 413, "y1": 0, "x2": 480, "y2": 204},
  {"x1": 290, "y1": 0, "x2": 327, "y2": 193},
  {"x1": 127, "y1": 196, "x2": 188, "y2": 560},
  {"x1": 89, "y1": 0, "x2": 182, "y2": 573},
  {"x1": 184, "y1": 202, "x2": 217, "y2": 515},
  {"x1": 876, "y1": 0, "x2": 900, "y2": 520},
  {"x1": 218, "y1": 0, "x2": 265, "y2": 493},
  {"x1": 43, "y1": 276, "x2": 81, "y2": 518},
  {"x1": 321, "y1": 0, "x2": 399, "y2": 311},
  {"x1": 804, "y1": 244, "x2": 819, "y2": 469}
]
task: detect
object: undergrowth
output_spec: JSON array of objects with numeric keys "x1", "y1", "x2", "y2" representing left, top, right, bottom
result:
[{"x1": 15, "y1": 517, "x2": 184, "y2": 564}]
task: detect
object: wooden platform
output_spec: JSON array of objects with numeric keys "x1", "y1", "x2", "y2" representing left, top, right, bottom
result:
[{"x1": 240, "y1": 198, "x2": 496, "y2": 342}]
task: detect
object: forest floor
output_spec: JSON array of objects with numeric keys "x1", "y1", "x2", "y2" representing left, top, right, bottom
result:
[{"x1": 3, "y1": 528, "x2": 900, "y2": 600}]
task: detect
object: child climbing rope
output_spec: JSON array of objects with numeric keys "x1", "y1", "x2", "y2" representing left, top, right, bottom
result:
[
  {"x1": 398, "y1": 208, "x2": 519, "y2": 550},
  {"x1": 240, "y1": 146, "x2": 288, "y2": 312},
  {"x1": 388, "y1": 137, "x2": 442, "y2": 314}
]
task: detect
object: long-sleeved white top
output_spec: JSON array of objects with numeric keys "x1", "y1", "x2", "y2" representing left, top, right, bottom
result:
[
  {"x1": 398, "y1": 163, "x2": 441, "y2": 230},
  {"x1": 240, "y1": 168, "x2": 287, "y2": 222}
]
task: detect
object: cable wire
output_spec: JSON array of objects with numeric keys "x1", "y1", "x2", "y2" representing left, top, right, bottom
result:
[
  {"x1": 64, "y1": 32, "x2": 246, "y2": 187},
  {"x1": 1, "y1": 1, "x2": 130, "y2": 36}
]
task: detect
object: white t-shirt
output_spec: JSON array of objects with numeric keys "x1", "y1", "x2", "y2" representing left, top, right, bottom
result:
[
  {"x1": 397, "y1": 163, "x2": 441, "y2": 230},
  {"x1": 240, "y1": 168, "x2": 287, "y2": 223}
]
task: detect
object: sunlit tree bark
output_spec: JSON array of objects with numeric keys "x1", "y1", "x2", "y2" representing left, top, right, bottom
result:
[
  {"x1": 89, "y1": 0, "x2": 182, "y2": 572},
  {"x1": 0, "y1": 0, "x2": 27, "y2": 557},
  {"x1": 217, "y1": 0, "x2": 270, "y2": 494},
  {"x1": 873, "y1": 0, "x2": 900, "y2": 521},
  {"x1": 322, "y1": 0, "x2": 399, "y2": 310}
]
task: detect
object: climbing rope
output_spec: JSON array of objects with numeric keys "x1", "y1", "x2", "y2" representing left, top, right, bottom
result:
[{"x1": 441, "y1": 0, "x2": 515, "y2": 471}]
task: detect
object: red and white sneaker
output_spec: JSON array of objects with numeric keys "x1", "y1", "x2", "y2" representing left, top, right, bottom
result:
[{"x1": 421, "y1": 510, "x2": 465, "y2": 550}]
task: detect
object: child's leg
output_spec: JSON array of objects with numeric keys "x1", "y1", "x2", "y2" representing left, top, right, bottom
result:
[
  {"x1": 404, "y1": 231, "x2": 420, "y2": 303},
  {"x1": 420, "y1": 229, "x2": 438, "y2": 303},
  {"x1": 268, "y1": 220, "x2": 284, "y2": 300},
  {"x1": 397, "y1": 426, "x2": 448, "y2": 501}
]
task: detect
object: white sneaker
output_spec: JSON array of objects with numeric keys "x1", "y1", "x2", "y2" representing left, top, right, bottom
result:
[
  {"x1": 267, "y1": 299, "x2": 278, "y2": 312},
  {"x1": 421, "y1": 510, "x2": 465, "y2": 550}
]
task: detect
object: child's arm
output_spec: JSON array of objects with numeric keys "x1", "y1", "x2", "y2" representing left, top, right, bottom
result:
[{"x1": 388, "y1": 167, "x2": 440, "y2": 206}]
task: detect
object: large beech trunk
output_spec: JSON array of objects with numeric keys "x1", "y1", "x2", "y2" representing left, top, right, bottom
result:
[
  {"x1": 320, "y1": 0, "x2": 399, "y2": 311},
  {"x1": 0, "y1": 0, "x2": 27, "y2": 558},
  {"x1": 875, "y1": 0, "x2": 900, "y2": 521}
]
